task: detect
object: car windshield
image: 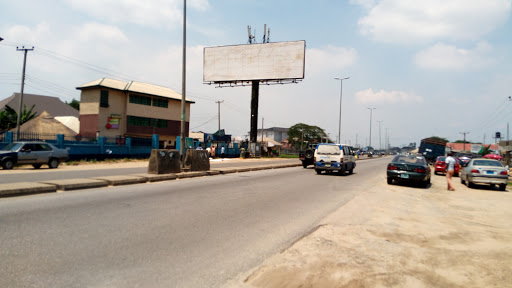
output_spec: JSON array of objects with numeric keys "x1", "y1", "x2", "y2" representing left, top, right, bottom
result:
[
  {"x1": 473, "y1": 160, "x2": 503, "y2": 167},
  {"x1": 316, "y1": 145, "x2": 340, "y2": 155},
  {"x1": 437, "y1": 157, "x2": 446, "y2": 161},
  {"x1": 393, "y1": 155, "x2": 426, "y2": 165},
  {"x1": 1, "y1": 143, "x2": 23, "y2": 152}
]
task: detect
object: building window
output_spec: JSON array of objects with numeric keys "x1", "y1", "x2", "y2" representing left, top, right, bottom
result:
[
  {"x1": 127, "y1": 116, "x2": 151, "y2": 127},
  {"x1": 152, "y1": 98, "x2": 168, "y2": 108},
  {"x1": 129, "y1": 94, "x2": 151, "y2": 106},
  {"x1": 153, "y1": 119, "x2": 167, "y2": 128},
  {"x1": 127, "y1": 116, "x2": 167, "y2": 128},
  {"x1": 100, "y1": 90, "x2": 109, "y2": 107}
]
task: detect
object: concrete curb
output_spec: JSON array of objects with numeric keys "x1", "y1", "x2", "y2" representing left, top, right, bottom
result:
[
  {"x1": 40, "y1": 179, "x2": 109, "y2": 191},
  {"x1": 1, "y1": 163, "x2": 302, "y2": 197},
  {"x1": 0, "y1": 182, "x2": 57, "y2": 197},
  {"x1": 91, "y1": 175, "x2": 147, "y2": 186}
]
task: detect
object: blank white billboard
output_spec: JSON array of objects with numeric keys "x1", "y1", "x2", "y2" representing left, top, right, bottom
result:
[{"x1": 203, "y1": 40, "x2": 306, "y2": 82}]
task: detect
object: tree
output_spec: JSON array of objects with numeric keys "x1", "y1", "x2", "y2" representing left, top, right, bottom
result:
[
  {"x1": 455, "y1": 140, "x2": 471, "y2": 143},
  {"x1": 0, "y1": 104, "x2": 37, "y2": 132},
  {"x1": 479, "y1": 145, "x2": 492, "y2": 155},
  {"x1": 288, "y1": 123, "x2": 331, "y2": 149},
  {"x1": 425, "y1": 136, "x2": 449, "y2": 143},
  {"x1": 66, "y1": 98, "x2": 80, "y2": 110}
]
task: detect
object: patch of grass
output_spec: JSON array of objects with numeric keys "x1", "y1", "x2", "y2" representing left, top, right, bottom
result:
[
  {"x1": 279, "y1": 154, "x2": 299, "y2": 158},
  {"x1": 64, "y1": 157, "x2": 149, "y2": 166}
]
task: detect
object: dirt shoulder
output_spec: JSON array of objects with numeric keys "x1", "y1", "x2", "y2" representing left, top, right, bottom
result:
[{"x1": 237, "y1": 170, "x2": 512, "y2": 287}]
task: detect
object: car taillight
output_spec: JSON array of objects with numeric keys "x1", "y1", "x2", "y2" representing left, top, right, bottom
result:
[
  {"x1": 500, "y1": 171, "x2": 508, "y2": 175},
  {"x1": 471, "y1": 169, "x2": 480, "y2": 173},
  {"x1": 414, "y1": 168, "x2": 426, "y2": 173},
  {"x1": 387, "y1": 164, "x2": 398, "y2": 170},
  {"x1": 340, "y1": 158, "x2": 343, "y2": 164}
]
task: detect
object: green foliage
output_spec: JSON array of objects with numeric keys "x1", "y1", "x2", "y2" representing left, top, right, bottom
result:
[
  {"x1": 455, "y1": 140, "x2": 471, "y2": 143},
  {"x1": 66, "y1": 98, "x2": 80, "y2": 110},
  {"x1": 479, "y1": 145, "x2": 492, "y2": 155},
  {"x1": 288, "y1": 123, "x2": 332, "y2": 149},
  {"x1": 278, "y1": 154, "x2": 299, "y2": 158},
  {"x1": 426, "y1": 136, "x2": 449, "y2": 143},
  {"x1": 0, "y1": 104, "x2": 37, "y2": 132}
]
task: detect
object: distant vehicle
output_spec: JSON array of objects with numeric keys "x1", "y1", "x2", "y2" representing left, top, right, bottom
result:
[
  {"x1": 314, "y1": 143, "x2": 356, "y2": 175},
  {"x1": 299, "y1": 143, "x2": 318, "y2": 168},
  {"x1": 460, "y1": 158, "x2": 508, "y2": 191},
  {"x1": 434, "y1": 156, "x2": 461, "y2": 176},
  {"x1": 0, "y1": 141, "x2": 69, "y2": 170},
  {"x1": 418, "y1": 138, "x2": 447, "y2": 164},
  {"x1": 387, "y1": 155, "x2": 431, "y2": 188}
]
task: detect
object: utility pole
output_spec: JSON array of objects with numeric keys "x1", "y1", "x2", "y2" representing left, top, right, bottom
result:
[
  {"x1": 180, "y1": 0, "x2": 187, "y2": 168},
  {"x1": 460, "y1": 131, "x2": 469, "y2": 152},
  {"x1": 16, "y1": 46, "x2": 34, "y2": 141},
  {"x1": 377, "y1": 120, "x2": 383, "y2": 150},
  {"x1": 215, "y1": 100, "x2": 223, "y2": 131},
  {"x1": 367, "y1": 107, "x2": 376, "y2": 150}
]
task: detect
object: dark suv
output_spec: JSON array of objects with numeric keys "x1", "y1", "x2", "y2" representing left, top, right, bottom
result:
[{"x1": 0, "y1": 141, "x2": 69, "y2": 169}]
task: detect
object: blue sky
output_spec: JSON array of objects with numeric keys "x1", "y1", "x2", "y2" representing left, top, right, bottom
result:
[{"x1": 1, "y1": 0, "x2": 511, "y2": 148}]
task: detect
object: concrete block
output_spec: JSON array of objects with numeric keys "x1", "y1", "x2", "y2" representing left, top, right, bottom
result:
[
  {"x1": 184, "y1": 150, "x2": 210, "y2": 171},
  {"x1": 40, "y1": 179, "x2": 108, "y2": 191},
  {"x1": 132, "y1": 173, "x2": 177, "y2": 182},
  {"x1": 92, "y1": 175, "x2": 147, "y2": 186},
  {"x1": 0, "y1": 182, "x2": 57, "y2": 197},
  {"x1": 148, "y1": 149, "x2": 181, "y2": 174}
]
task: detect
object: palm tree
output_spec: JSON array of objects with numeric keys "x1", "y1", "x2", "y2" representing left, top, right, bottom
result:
[{"x1": 0, "y1": 104, "x2": 37, "y2": 132}]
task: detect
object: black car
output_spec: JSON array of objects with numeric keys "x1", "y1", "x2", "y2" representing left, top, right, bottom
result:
[{"x1": 387, "y1": 155, "x2": 431, "y2": 188}]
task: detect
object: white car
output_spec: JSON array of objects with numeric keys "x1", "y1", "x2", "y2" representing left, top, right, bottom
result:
[
  {"x1": 460, "y1": 158, "x2": 508, "y2": 191},
  {"x1": 314, "y1": 143, "x2": 356, "y2": 175}
]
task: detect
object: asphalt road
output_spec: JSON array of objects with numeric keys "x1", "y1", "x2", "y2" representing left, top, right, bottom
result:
[
  {"x1": 0, "y1": 158, "x2": 299, "y2": 184},
  {"x1": 0, "y1": 157, "x2": 388, "y2": 288}
]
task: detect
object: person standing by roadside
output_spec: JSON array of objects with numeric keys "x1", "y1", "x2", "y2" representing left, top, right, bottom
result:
[
  {"x1": 445, "y1": 152, "x2": 456, "y2": 191},
  {"x1": 221, "y1": 146, "x2": 225, "y2": 159}
]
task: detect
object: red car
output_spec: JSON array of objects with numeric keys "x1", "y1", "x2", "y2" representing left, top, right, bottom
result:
[{"x1": 434, "y1": 156, "x2": 460, "y2": 176}]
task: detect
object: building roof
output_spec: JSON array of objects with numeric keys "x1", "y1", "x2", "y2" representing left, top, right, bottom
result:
[
  {"x1": 0, "y1": 93, "x2": 79, "y2": 117},
  {"x1": 77, "y1": 78, "x2": 195, "y2": 103},
  {"x1": 257, "y1": 127, "x2": 289, "y2": 132},
  {"x1": 15, "y1": 111, "x2": 78, "y2": 136}
]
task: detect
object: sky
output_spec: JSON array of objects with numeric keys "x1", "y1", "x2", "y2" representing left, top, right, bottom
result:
[{"x1": 1, "y1": 0, "x2": 511, "y2": 148}]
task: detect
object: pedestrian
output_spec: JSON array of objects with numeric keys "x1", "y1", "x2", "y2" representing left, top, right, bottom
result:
[
  {"x1": 445, "y1": 152, "x2": 456, "y2": 191},
  {"x1": 221, "y1": 146, "x2": 225, "y2": 159},
  {"x1": 206, "y1": 146, "x2": 211, "y2": 158}
]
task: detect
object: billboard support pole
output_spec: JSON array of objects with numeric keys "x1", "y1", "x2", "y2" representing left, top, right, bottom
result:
[{"x1": 249, "y1": 80, "x2": 260, "y2": 156}]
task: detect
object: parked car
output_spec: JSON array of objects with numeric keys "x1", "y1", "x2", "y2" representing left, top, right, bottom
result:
[
  {"x1": 0, "y1": 141, "x2": 69, "y2": 170},
  {"x1": 314, "y1": 143, "x2": 356, "y2": 175},
  {"x1": 434, "y1": 156, "x2": 461, "y2": 176},
  {"x1": 460, "y1": 158, "x2": 508, "y2": 191},
  {"x1": 387, "y1": 155, "x2": 431, "y2": 188}
]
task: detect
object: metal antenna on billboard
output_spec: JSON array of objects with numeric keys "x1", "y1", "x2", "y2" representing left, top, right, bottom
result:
[
  {"x1": 262, "y1": 25, "x2": 270, "y2": 43},
  {"x1": 247, "y1": 25, "x2": 255, "y2": 44}
]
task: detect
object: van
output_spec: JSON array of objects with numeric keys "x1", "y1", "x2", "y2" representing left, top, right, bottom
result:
[{"x1": 314, "y1": 143, "x2": 356, "y2": 175}]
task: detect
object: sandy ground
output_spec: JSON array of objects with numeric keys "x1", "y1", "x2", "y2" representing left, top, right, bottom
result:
[{"x1": 229, "y1": 169, "x2": 512, "y2": 287}]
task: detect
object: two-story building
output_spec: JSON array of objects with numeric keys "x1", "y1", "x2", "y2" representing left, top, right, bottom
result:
[{"x1": 77, "y1": 78, "x2": 194, "y2": 148}]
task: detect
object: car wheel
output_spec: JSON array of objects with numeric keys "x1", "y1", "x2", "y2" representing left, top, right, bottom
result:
[
  {"x1": 467, "y1": 180, "x2": 474, "y2": 188},
  {"x1": 2, "y1": 159, "x2": 15, "y2": 170},
  {"x1": 32, "y1": 164, "x2": 42, "y2": 169},
  {"x1": 338, "y1": 169, "x2": 345, "y2": 176},
  {"x1": 48, "y1": 158, "x2": 60, "y2": 169},
  {"x1": 387, "y1": 178, "x2": 393, "y2": 185},
  {"x1": 422, "y1": 180, "x2": 429, "y2": 188},
  {"x1": 499, "y1": 184, "x2": 506, "y2": 191},
  {"x1": 348, "y1": 167, "x2": 354, "y2": 174},
  {"x1": 434, "y1": 171, "x2": 439, "y2": 175},
  {"x1": 315, "y1": 169, "x2": 322, "y2": 175},
  {"x1": 461, "y1": 175, "x2": 466, "y2": 184},
  {"x1": 302, "y1": 162, "x2": 308, "y2": 168}
]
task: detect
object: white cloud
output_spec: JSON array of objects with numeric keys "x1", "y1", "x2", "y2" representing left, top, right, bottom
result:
[
  {"x1": 306, "y1": 46, "x2": 358, "y2": 76},
  {"x1": 5, "y1": 21, "x2": 52, "y2": 45},
  {"x1": 353, "y1": 0, "x2": 511, "y2": 44},
  {"x1": 74, "y1": 22, "x2": 129, "y2": 43},
  {"x1": 355, "y1": 88, "x2": 423, "y2": 104},
  {"x1": 65, "y1": 0, "x2": 209, "y2": 29},
  {"x1": 415, "y1": 42, "x2": 493, "y2": 70}
]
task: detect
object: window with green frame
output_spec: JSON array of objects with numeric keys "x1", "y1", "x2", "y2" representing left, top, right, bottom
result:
[
  {"x1": 127, "y1": 116, "x2": 151, "y2": 127},
  {"x1": 129, "y1": 94, "x2": 151, "y2": 106},
  {"x1": 153, "y1": 119, "x2": 168, "y2": 128},
  {"x1": 100, "y1": 90, "x2": 109, "y2": 107},
  {"x1": 152, "y1": 98, "x2": 168, "y2": 108}
]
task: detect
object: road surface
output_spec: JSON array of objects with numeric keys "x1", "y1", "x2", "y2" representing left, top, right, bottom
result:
[{"x1": 0, "y1": 157, "x2": 387, "y2": 287}]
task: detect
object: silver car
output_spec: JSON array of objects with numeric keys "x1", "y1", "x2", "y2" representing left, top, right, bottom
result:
[
  {"x1": 460, "y1": 158, "x2": 508, "y2": 191},
  {"x1": 0, "y1": 141, "x2": 69, "y2": 170}
]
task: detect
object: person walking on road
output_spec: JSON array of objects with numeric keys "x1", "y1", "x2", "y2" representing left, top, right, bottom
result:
[
  {"x1": 221, "y1": 146, "x2": 225, "y2": 159},
  {"x1": 445, "y1": 152, "x2": 456, "y2": 191}
]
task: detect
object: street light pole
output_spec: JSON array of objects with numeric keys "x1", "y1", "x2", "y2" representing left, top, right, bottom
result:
[
  {"x1": 334, "y1": 76, "x2": 349, "y2": 144},
  {"x1": 367, "y1": 107, "x2": 376, "y2": 150},
  {"x1": 180, "y1": 0, "x2": 187, "y2": 168}
]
